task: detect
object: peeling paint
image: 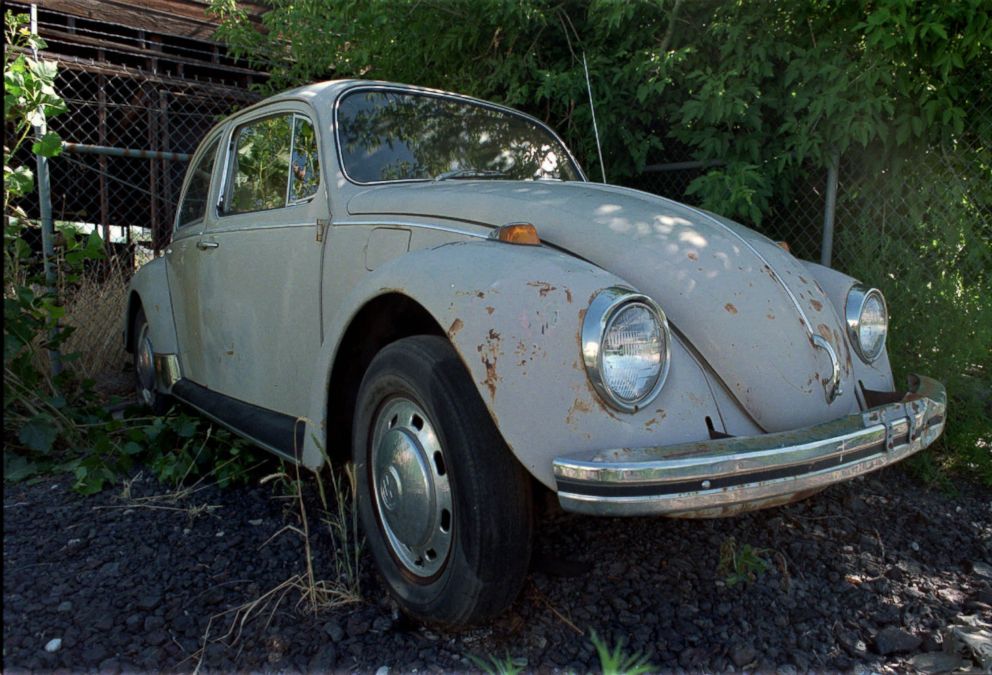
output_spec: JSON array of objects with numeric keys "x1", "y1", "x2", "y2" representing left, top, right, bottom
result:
[
  {"x1": 528, "y1": 281, "x2": 557, "y2": 297},
  {"x1": 447, "y1": 318, "x2": 464, "y2": 338},
  {"x1": 687, "y1": 251, "x2": 699, "y2": 261},
  {"x1": 724, "y1": 303, "x2": 738, "y2": 315},
  {"x1": 767, "y1": 313, "x2": 775, "y2": 320},
  {"x1": 485, "y1": 306, "x2": 495, "y2": 315},
  {"x1": 565, "y1": 288, "x2": 573, "y2": 304},
  {"x1": 479, "y1": 328, "x2": 502, "y2": 402},
  {"x1": 565, "y1": 397, "x2": 592, "y2": 426},
  {"x1": 810, "y1": 299, "x2": 823, "y2": 312}
]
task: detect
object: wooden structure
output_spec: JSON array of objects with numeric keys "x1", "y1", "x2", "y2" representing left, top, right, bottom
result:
[{"x1": 9, "y1": 0, "x2": 267, "y2": 250}]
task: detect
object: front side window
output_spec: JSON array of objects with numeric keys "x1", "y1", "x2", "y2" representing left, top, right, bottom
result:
[
  {"x1": 177, "y1": 138, "x2": 218, "y2": 228},
  {"x1": 336, "y1": 89, "x2": 581, "y2": 183},
  {"x1": 226, "y1": 115, "x2": 292, "y2": 214}
]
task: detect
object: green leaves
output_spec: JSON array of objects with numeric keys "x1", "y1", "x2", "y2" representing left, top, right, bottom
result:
[
  {"x1": 18, "y1": 415, "x2": 58, "y2": 453},
  {"x1": 31, "y1": 131, "x2": 62, "y2": 157}
]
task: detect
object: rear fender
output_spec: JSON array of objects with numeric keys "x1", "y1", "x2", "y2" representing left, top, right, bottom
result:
[
  {"x1": 302, "y1": 241, "x2": 726, "y2": 487},
  {"x1": 123, "y1": 257, "x2": 179, "y2": 358}
]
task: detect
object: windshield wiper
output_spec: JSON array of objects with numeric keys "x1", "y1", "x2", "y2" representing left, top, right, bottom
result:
[{"x1": 433, "y1": 168, "x2": 507, "y2": 182}]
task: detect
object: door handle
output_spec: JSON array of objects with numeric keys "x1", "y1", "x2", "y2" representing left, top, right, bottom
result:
[{"x1": 196, "y1": 241, "x2": 219, "y2": 250}]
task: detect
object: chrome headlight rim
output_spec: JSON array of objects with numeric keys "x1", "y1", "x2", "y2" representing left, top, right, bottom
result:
[
  {"x1": 581, "y1": 286, "x2": 671, "y2": 413},
  {"x1": 845, "y1": 284, "x2": 888, "y2": 363}
]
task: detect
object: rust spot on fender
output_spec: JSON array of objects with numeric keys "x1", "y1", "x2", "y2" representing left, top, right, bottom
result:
[
  {"x1": 528, "y1": 281, "x2": 556, "y2": 297},
  {"x1": 565, "y1": 288, "x2": 573, "y2": 304},
  {"x1": 798, "y1": 275, "x2": 809, "y2": 284},
  {"x1": 810, "y1": 299, "x2": 823, "y2": 312},
  {"x1": 725, "y1": 303, "x2": 738, "y2": 315},
  {"x1": 447, "y1": 318, "x2": 464, "y2": 338},
  {"x1": 485, "y1": 306, "x2": 495, "y2": 315},
  {"x1": 817, "y1": 323, "x2": 832, "y2": 340},
  {"x1": 480, "y1": 329, "x2": 502, "y2": 401},
  {"x1": 687, "y1": 251, "x2": 699, "y2": 261},
  {"x1": 767, "y1": 313, "x2": 776, "y2": 320},
  {"x1": 565, "y1": 397, "x2": 592, "y2": 426}
]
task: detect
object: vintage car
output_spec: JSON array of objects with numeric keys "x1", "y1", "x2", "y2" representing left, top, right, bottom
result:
[{"x1": 125, "y1": 80, "x2": 946, "y2": 626}]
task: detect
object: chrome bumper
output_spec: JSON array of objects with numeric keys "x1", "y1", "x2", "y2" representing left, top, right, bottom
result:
[{"x1": 553, "y1": 375, "x2": 946, "y2": 517}]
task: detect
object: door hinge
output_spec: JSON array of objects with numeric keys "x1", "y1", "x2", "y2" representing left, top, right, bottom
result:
[{"x1": 316, "y1": 218, "x2": 329, "y2": 242}]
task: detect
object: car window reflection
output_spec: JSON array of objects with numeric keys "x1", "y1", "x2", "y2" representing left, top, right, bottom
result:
[{"x1": 337, "y1": 90, "x2": 579, "y2": 184}]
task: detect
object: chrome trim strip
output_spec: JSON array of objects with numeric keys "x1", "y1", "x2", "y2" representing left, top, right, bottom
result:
[
  {"x1": 553, "y1": 375, "x2": 945, "y2": 516},
  {"x1": 331, "y1": 219, "x2": 489, "y2": 240},
  {"x1": 332, "y1": 83, "x2": 588, "y2": 186}
]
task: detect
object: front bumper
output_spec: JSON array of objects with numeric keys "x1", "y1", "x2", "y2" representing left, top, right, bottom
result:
[{"x1": 553, "y1": 375, "x2": 946, "y2": 517}]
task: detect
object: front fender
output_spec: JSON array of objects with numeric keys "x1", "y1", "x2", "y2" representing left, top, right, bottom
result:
[
  {"x1": 124, "y1": 257, "x2": 178, "y2": 356},
  {"x1": 302, "y1": 241, "x2": 727, "y2": 488},
  {"x1": 801, "y1": 261, "x2": 894, "y2": 396}
]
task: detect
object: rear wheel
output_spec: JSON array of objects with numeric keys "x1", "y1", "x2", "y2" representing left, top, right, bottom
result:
[
  {"x1": 132, "y1": 308, "x2": 170, "y2": 415},
  {"x1": 352, "y1": 335, "x2": 533, "y2": 627}
]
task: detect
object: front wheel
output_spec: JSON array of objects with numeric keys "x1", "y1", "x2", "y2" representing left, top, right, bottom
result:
[{"x1": 352, "y1": 336, "x2": 533, "y2": 627}]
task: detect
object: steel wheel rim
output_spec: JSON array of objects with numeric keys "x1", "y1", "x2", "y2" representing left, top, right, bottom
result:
[
  {"x1": 370, "y1": 396, "x2": 453, "y2": 578},
  {"x1": 136, "y1": 322, "x2": 156, "y2": 405}
]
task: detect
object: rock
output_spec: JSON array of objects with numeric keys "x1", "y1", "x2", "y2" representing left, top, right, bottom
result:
[
  {"x1": 308, "y1": 644, "x2": 337, "y2": 672},
  {"x1": 775, "y1": 664, "x2": 798, "y2": 675},
  {"x1": 44, "y1": 638, "x2": 62, "y2": 653},
  {"x1": 836, "y1": 629, "x2": 868, "y2": 658},
  {"x1": 93, "y1": 614, "x2": 114, "y2": 632},
  {"x1": 82, "y1": 644, "x2": 109, "y2": 663},
  {"x1": 323, "y1": 620, "x2": 345, "y2": 642},
  {"x1": 146, "y1": 630, "x2": 167, "y2": 646},
  {"x1": 872, "y1": 603, "x2": 902, "y2": 626},
  {"x1": 908, "y1": 653, "x2": 964, "y2": 674},
  {"x1": 874, "y1": 627, "x2": 922, "y2": 655},
  {"x1": 971, "y1": 561, "x2": 992, "y2": 580},
  {"x1": 347, "y1": 614, "x2": 371, "y2": 637},
  {"x1": 730, "y1": 644, "x2": 757, "y2": 668},
  {"x1": 375, "y1": 667, "x2": 390, "y2": 675},
  {"x1": 135, "y1": 595, "x2": 161, "y2": 611},
  {"x1": 372, "y1": 616, "x2": 392, "y2": 632},
  {"x1": 57, "y1": 601, "x2": 73, "y2": 613}
]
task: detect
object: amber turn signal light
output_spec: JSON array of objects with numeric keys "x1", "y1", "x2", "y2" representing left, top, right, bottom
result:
[{"x1": 490, "y1": 222, "x2": 541, "y2": 246}]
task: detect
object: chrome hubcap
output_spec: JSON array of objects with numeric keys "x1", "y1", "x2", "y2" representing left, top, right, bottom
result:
[
  {"x1": 136, "y1": 323, "x2": 156, "y2": 405},
  {"x1": 371, "y1": 397, "x2": 452, "y2": 578}
]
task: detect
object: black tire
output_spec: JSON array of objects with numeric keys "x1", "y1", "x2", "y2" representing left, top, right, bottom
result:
[
  {"x1": 352, "y1": 335, "x2": 533, "y2": 627},
  {"x1": 132, "y1": 307, "x2": 171, "y2": 415}
]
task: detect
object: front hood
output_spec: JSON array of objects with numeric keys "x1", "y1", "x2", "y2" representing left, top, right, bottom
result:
[{"x1": 348, "y1": 181, "x2": 857, "y2": 430}]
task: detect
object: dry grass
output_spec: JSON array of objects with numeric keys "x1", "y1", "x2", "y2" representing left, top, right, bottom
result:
[
  {"x1": 59, "y1": 257, "x2": 132, "y2": 380},
  {"x1": 191, "y1": 457, "x2": 364, "y2": 673}
]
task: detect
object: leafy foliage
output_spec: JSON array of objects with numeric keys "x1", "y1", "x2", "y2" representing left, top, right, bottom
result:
[{"x1": 3, "y1": 12, "x2": 265, "y2": 493}]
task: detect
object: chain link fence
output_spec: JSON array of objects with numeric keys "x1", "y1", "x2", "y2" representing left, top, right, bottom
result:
[{"x1": 11, "y1": 55, "x2": 258, "y2": 381}]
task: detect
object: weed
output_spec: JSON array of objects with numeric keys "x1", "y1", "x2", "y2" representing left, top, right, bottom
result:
[
  {"x1": 590, "y1": 630, "x2": 655, "y2": 675},
  {"x1": 467, "y1": 653, "x2": 527, "y2": 675},
  {"x1": 717, "y1": 536, "x2": 772, "y2": 587}
]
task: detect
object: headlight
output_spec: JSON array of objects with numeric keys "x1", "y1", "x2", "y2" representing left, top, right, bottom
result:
[
  {"x1": 845, "y1": 285, "x2": 888, "y2": 363},
  {"x1": 582, "y1": 287, "x2": 671, "y2": 412}
]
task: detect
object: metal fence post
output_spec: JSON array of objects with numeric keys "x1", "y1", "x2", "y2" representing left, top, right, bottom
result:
[
  {"x1": 820, "y1": 152, "x2": 839, "y2": 268},
  {"x1": 30, "y1": 4, "x2": 62, "y2": 377}
]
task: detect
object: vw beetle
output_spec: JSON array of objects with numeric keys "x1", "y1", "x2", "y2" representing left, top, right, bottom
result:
[{"x1": 124, "y1": 80, "x2": 946, "y2": 626}]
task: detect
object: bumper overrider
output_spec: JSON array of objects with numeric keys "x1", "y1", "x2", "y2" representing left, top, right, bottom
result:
[{"x1": 553, "y1": 375, "x2": 946, "y2": 517}]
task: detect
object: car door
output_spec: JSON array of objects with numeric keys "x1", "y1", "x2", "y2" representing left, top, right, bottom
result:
[
  {"x1": 166, "y1": 133, "x2": 224, "y2": 386},
  {"x1": 193, "y1": 104, "x2": 326, "y2": 419}
]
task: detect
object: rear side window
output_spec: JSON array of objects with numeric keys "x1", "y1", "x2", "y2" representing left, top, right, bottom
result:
[
  {"x1": 223, "y1": 113, "x2": 320, "y2": 215},
  {"x1": 177, "y1": 138, "x2": 218, "y2": 228}
]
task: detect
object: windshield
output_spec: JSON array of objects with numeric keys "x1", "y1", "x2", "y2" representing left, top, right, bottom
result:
[{"x1": 336, "y1": 89, "x2": 582, "y2": 184}]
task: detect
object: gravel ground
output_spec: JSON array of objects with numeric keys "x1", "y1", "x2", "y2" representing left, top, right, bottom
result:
[{"x1": 4, "y1": 463, "x2": 991, "y2": 673}]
